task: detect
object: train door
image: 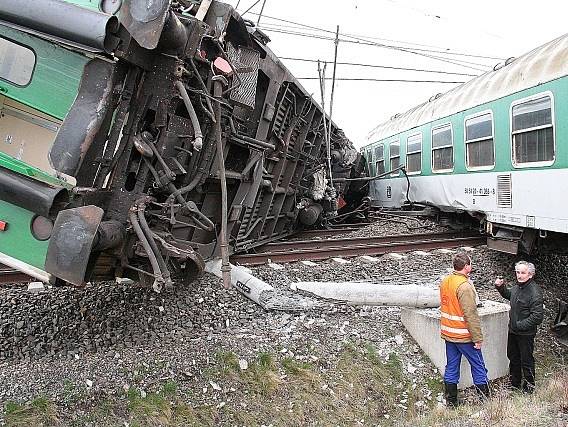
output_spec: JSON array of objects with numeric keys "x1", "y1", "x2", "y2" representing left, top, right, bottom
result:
[{"x1": 0, "y1": 96, "x2": 61, "y2": 174}]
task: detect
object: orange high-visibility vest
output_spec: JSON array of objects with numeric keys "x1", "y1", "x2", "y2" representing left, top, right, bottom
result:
[{"x1": 439, "y1": 273, "x2": 472, "y2": 340}]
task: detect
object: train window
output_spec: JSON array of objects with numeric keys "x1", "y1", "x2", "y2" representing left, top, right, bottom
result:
[
  {"x1": 390, "y1": 140, "x2": 400, "y2": 176},
  {"x1": 465, "y1": 112, "x2": 494, "y2": 169},
  {"x1": 0, "y1": 38, "x2": 36, "y2": 87},
  {"x1": 366, "y1": 148, "x2": 374, "y2": 175},
  {"x1": 374, "y1": 144, "x2": 385, "y2": 176},
  {"x1": 406, "y1": 133, "x2": 422, "y2": 174},
  {"x1": 511, "y1": 94, "x2": 554, "y2": 166},
  {"x1": 432, "y1": 124, "x2": 453, "y2": 172}
]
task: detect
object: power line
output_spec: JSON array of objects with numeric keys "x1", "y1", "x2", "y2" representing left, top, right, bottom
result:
[
  {"x1": 249, "y1": 21, "x2": 447, "y2": 52},
  {"x1": 259, "y1": 25, "x2": 491, "y2": 69},
  {"x1": 280, "y1": 56, "x2": 478, "y2": 77},
  {"x1": 246, "y1": 12, "x2": 504, "y2": 61},
  {"x1": 256, "y1": 0, "x2": 268, "y2": 25},
  {"x1": 260, "y1": 27, "x2": 489, "y2": 72},
  {"x1": 298, "y1": 77, "x2": 466, "y2": 83},
  {"x1": 242, "y1": 0, "x2": 262, "y2": 15}
]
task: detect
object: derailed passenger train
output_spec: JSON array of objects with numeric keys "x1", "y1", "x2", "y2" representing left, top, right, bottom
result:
[
  {"x1": 362, "y1": 34, "x2": 568, "y2": 255},
  {"x1": 0, "y1": 0, "x2": 366, "y2": 288}
]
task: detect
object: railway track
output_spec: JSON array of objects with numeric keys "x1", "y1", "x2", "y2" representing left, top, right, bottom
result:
[
  {"x1": 294, "y1": 223, "x2": 370, "y2": 238},
  {"x1": 230, "y1": 231, "x2": 485, "y2": 266},
  {"x1": 2, "y1": 231, "x2": 484, "y2": 281},
  {"x1": 0, "y1": 264, "x2": 32, "y2": 284}
]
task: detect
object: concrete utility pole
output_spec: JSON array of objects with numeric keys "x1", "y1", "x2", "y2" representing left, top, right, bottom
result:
[
  {"x1": 327, "y1": 25, "x2": 340, "y2": 187},
  {"x1": 292, "y1": 282, "x2": 440, "y2": 307},
  {"x1": 317, "y1": 61, "x2": 333, "y2": 184}
]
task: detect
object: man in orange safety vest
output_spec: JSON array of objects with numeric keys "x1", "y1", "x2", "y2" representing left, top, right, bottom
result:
[{"x1": 440, "y1": 252, "x2": 489, "y2": 406}]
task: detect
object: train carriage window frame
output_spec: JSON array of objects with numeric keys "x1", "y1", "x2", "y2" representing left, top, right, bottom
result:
[
  {"x1": 464, "y1": 110, "x2": 495, "y2": 171},
  {"x1": 374, "y1": 143, "x2": 385, "y2": 177},
  {"x1": 405, "y1": 133, "x2": 422, "y2": 175},
  {"x1": 366, "y1": 147, "x2": 374, "y2": 176},
  {"x1": 510, "y1": 91, "x2": 555, "y2": 168},
  {"x1": 0, "y1": 37, "x2": 36, "y2": 87},
  {"x1": 389, "y1": 140, "x2": 401, "y2": 176},
  {"x1": 431, "y1": 123, "x2": 454, "y2": 173}
]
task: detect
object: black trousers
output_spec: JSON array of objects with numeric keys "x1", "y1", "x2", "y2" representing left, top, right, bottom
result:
[{"x1": 507, "y1": 332, "x2": 536, "y2": 392}]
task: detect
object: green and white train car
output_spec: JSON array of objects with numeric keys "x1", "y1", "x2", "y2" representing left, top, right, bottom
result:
[
  {"x1": 362, "y1": 34, "x2": 568, "y2": 254},
  {"x1": 0, "y1": 11, "x2": 89, "y2": 281}
]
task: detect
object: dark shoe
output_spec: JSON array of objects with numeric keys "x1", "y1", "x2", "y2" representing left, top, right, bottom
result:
[
  {"x1": 509, "y1": 372, "x2": 522, "y2": 390},
  {"x1": 444, "y1": 382, "x2": 459, "y2": 407},
  {"x1": 522, "y1": 381, "x2": 535, "y2": 394},
  {"x1": 475, "y1": 383, "x2": 491, "y2": 400}
]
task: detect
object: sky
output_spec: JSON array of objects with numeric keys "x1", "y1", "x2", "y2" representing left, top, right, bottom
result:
[{"x1": 221, "y1": 0, "x2": 568, "y2": 148}]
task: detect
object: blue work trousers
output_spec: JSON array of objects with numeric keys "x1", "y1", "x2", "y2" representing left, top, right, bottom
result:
[{"x1": 443, "y1": 341, "x2": 488, "y2": 385}]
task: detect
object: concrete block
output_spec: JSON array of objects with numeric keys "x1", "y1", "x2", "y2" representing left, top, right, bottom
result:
[
  {"x1": 412, "y1": 251, "x2": 431, "y2": 256},
  {"x1": 387, "y1": 253, "x2": 407, "y2": 260},
  {"x1": 27, "y1": 282, "x2": 45, "y2": 292},
  {"x1": 331, "y1": 257, "x2": 350, "y2": 264},
  {"x1": 300, "y1": 260, "x2": 318, "y2": 267},
  {"x1": 401, "y1": 300, "x2": 510, "y2": 389},
  {"x1": 359, "y1": 255, "x2": 380, "y2": 263},
  {"x1": 268, "y1": 262, "x2": 285, "y2": 270}
]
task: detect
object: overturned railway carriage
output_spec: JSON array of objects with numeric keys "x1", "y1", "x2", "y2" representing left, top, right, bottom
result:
[
  {"x1": 363, "y1": 34, "x2": 568, "y2": 255},
  {"x1": 0, "y1": 0, "x2": 365, "y2": 287}
]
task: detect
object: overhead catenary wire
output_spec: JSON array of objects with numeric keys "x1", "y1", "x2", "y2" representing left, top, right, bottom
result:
[
  {"x1": 280, "y1": 56, "x2": 478, "y2": 77},
  {"x1": 261, "y1": 25, "x2": 495, "y2": 66},
  {"x1": 242, "y1": 0, "x2": 262, "y2": 16},
  {"x1": 253, "y1": 22, "x2": 445, "y2": 53},
  {"x1": 245, "y1": 11, "x2": 504, "y2": 61},
  {"x1": 256, "y1": 0, "x2": 267, "y2": 25},
  {"x1": 298, "y1": 77, "x2": 466, "y2": 83},
  {"x1": 259, "y1": 26, "x2": 489, "y2": 72}
]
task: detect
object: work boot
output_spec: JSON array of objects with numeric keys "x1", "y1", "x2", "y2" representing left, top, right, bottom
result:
[
  {"x1": 444, "y1": 382, "x2": 459, "y2": 407},
  {"x1": 474, "y1": 383, "x2": 491, "y2": 400},
  {"x1": 509, "y1": 369, "x2": 522, "y2": 391},
  {"x1": 522, "y1": 380, "x2": 535, "y2": 394}
]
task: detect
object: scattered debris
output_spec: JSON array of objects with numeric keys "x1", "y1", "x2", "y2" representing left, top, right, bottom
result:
[{"x1": 27, "y1": 282, "x2": 45, "y2": 292}]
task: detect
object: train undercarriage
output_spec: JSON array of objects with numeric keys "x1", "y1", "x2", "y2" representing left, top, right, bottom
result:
[{"x1": 0, "y1": 0, "x2": 367, "y2": 289}]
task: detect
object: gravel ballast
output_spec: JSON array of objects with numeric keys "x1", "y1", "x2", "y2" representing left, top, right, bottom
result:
[{"x1": 0, "y1": 217, "x2": 566, "y2": 424}]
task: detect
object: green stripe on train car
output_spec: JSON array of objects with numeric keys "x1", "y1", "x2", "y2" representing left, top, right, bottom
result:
[
  {"x1": 0, "y1": 152, "x2": 67, "y2": 187},
  {"x1": 65, "y1": 0, "x2": 101, "y2": 10},
  {"x1": 0, "y1": 25, "x2": 89, "y2": 121},
  {"x1": 0, "y1": 200, "x2": 49, "y2": 270}
]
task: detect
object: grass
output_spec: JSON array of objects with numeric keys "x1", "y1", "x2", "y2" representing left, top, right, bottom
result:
[
  {"x1": 408, "y1": 370, "x2": 568, "y2": 427},
  {"x1": 6, "y1": 344, "x2": 565, "y2": 427},
  {"x1": 127, "y1": 388, "x2": 172, "y2": 426},
  {"x1": 126, "y1": 382, "x2": 218, "y2": 427},
  {"x1": 214, "y1": 350, "x2": 240, "y2": 374},
  {"x1": 241, "y1": 352, "x2": 282, "y2": 396},
  {"x1": 4, "y1": 397, "x2": 59, "y2": 427}
]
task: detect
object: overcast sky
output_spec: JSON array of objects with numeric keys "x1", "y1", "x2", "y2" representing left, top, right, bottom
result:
[{"x1": 221, "y1": 0, "x2": 567, "y2": 148}]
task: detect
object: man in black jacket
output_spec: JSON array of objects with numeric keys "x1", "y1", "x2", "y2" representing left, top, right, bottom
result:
[{"x1": 495, "y1": 261, "x2": 544, "y2": 393}]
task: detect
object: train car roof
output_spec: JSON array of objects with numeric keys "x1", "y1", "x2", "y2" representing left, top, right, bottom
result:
[{"x1": 365, "y1": 33, "x2": 568, "y2": 144}]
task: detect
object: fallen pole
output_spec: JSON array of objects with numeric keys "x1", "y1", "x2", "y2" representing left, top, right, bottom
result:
[
  {"x1": 205, "y1": 259, "x2": 273, "y2": 307},
  {"x1": 206, "y1": 259, "x2": 317, "y2": 311},
  {"x1": 291, "y1": 281, "x2": 439, "y2": 307}
]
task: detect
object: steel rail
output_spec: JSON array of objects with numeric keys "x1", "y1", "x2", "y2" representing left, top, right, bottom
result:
[
  {"x1": 230, "y1": 235, "x2": 485, "y2": 265},
  {"x1": 264, "y1": 231, "x2": 479, "y2": 251},
  {"x1": 294, "y1": 226, "x2": 366, "y2": 238},
  {"x1": 0, "y1": 265, "x2": 33, "y2": 284}
]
